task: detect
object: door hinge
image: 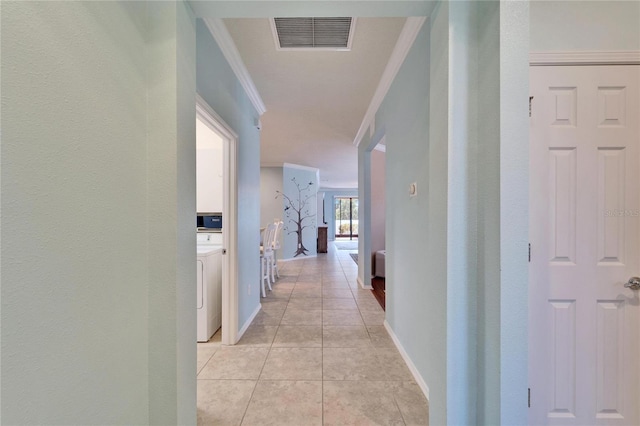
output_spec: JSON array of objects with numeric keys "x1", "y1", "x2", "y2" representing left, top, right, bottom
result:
[
  {"x1": 528, "y1": 388, "x2": 531, "y2": 408},
  {"x1": 528, "y1": 243, "x2": 531, "y2": 262},
  {"x1": 529, "y1": 96, "x2": 534, "y2": 117}
]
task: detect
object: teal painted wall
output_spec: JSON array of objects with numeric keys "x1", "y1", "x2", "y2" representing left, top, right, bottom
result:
[
  {"x1": 476, "y1": 1, "x2": 501, "y2": 423},
  {"x1": 531, "y1": 1, "x2": 640, "y2": 52},
  {"x1": 498, "y1": 2, "x2": 530, "y2": 423},
  {"x1": 282, "y1": 166, "x2": 318, "y2": 258},
  {"x1": 196, "y1": 20, "x2": 262, "y2": 330},
  {"x1": 375, "y1": 13, "x2": 445, "y2": 421},
  {"x1": 370, "y1": 3, "x2": 529, "y2": 423},
  {"x1": 1, "y1": 1, "x2": 197, "y2": 423}
]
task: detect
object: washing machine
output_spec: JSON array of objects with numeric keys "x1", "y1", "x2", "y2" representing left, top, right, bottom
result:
[{"x1": 197, "y1": 234, "x2": 222, "y2": 342}]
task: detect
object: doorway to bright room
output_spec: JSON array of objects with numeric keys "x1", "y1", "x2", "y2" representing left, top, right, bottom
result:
[
  {"x1": 196, "y1": 96, "x2": 239, "y2": 347},
  {"x1": 335, "y1": 196, "x2": 358, "y2": 240}
]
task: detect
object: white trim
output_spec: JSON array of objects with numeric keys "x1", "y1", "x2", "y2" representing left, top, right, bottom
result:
[
  {"x1": 357, "y1": 276, "x2": 372, "y2": 289},
  {"x1": 269, "y1": 19, "x2": 279, "y2": 50},
  {"x1": 283, "y1": 162, "x2": 319, "y2": 173},
  {"x1": 529, "y1": 51, "x2": 640, "y2": 66},
  {"x1": 196, "y1": 94, "x2": 238, "y2": 140},
  {"x1": 346, "y1": 18, "x2": 357, "y2": 52},
  {"x1": 384, "y1": 320, "x2": 430, "y2": 401},
  {"x1": 372, "y1": 136, "x2": 387, "y2": 153},
  {"x1": 369, "y1": 116, "x2": 375, "y2": 139},
  {"x1": 354, "y1": 17, "x2": 426, "y2": 147},
  {"x1": 203, "y1": 18, "x2": 267, "y2": 115},
  {"x1": 236, "y1": 303, "x2": 262, "y2": 344},
  {"x1": 196, "y1": 94, "x2": 239, "y2": 346},
  {"x1": 269, "y1": 17, "x2": 357, "y2": 52}
]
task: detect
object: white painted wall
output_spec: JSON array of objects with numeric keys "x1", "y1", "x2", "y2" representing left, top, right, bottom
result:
[
  {"x1": 260, "y1": 166, "x2": 284, "y2": 257},
  {"x1": 317, "y1": 191, "x2": 326, "y2": 228},
  {"x1": 260, "y1": 167, "x2": 283, "y2": 227},
  {"x1": 1, "y1": 1, "x2": 197, "y2": 424},
  {"x1": 358, "y1": 139, "x2": 372, "y2": 288},
  {"x1": 196, "y1": 118, "x2": 224, "y2": 213},
  {"x1": 370, "y1": 150, "x2": 386, "y2": 268},
  {"x1": 531, "y1": 1, "x2": 640, "y2": 52}
]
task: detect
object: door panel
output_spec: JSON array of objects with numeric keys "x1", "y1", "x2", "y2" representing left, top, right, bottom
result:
[{"x1": 530, "y1": 65, "x2": 640, "y2": 425}]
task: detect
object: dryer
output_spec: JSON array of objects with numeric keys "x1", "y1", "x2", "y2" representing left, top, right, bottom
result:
[{"x1": 197, "y1": 243, "x2": 222, "y2": 342}]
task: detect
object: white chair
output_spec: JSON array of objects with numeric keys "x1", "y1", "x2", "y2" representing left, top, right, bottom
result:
[
  {"x1": 271, "y1": 220, "x2": 284, "y2": 279},
  {"x1": 259, "y1": 223, "x2": 276, "y2": 297}
]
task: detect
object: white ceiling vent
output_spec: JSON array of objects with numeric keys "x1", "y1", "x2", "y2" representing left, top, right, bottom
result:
[{"x1": 270, "y1": 18, "x2": 356, "y2": 51}]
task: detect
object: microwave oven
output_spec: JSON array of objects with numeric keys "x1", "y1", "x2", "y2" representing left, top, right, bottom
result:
[{"x1": 197, "y1": 213, "x2": 222, "y2": 230}]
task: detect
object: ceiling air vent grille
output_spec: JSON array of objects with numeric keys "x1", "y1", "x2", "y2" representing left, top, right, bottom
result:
[{"x1": 272, "y1": 17, "x2": 355, "y2": 50}]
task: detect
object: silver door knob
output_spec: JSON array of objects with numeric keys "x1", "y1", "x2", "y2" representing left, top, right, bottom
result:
[{"x1": 624, "y1": 277, "x2": 640, "y2": 290}]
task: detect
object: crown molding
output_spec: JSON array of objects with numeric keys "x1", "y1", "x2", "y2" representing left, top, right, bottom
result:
[
  {"x1": 530, "y1": 51, "x2": 640, "y2": 66},
  {"x1": 204, "y1": 18, "x2": 267, "y2": 115},
  {"x1": 196, "y1": 93, "x2": 239, "y2": 139},
  {"x1": 353, "y1": 16, "x2": 426, "y2": 147}
]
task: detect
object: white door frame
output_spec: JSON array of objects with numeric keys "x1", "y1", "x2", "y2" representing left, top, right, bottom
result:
[
  {"x1": 196, "y1": 94, "x2": 239, "y2": 345},
  {"x1": 528, "y1": 51, "x2": 640, "y2": 422},
  {"x1": 358, "y1": 130, "x2": 385, "y2": 290}
]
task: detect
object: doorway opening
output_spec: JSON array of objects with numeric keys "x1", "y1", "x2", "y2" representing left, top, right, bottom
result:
[
  {"x1": 335, "y1": 196, "x2": 359, "y2": 240},
  {"x1": 196, "y1": 95, "x2": 239, "y2": 346}
]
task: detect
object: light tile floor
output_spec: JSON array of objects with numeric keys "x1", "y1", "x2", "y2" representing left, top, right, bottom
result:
[{"x1": 197, "y1": 243, "x2": 429, "y2": 425}]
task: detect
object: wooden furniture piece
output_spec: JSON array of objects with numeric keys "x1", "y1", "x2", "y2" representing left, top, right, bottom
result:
[{"x1": 317, "y1": 226, "x2": 328, "y2": 253}]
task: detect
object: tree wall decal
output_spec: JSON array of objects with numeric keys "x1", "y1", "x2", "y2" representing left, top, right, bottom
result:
[{"x1": 276, "y1": 177, "x2": 316, "y2": 257}]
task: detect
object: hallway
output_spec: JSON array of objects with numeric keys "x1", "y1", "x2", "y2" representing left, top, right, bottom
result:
[{"x1": 196, "y1": 243, "x2": 429, "y2": 425}]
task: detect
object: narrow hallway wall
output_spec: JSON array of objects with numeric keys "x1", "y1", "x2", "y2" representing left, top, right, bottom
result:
[{"x1": 196, "y1": 19, "x2": 262, "y2": 331}]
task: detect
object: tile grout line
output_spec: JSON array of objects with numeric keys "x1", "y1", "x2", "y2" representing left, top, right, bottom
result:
[
  {"x1": 320, "y1": 258, "x2": 325, "y2": 426},
  {"x1": 238, "y1": 270, "x2": 286, "y2": 426}
]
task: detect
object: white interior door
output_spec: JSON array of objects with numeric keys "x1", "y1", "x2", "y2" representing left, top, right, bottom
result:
[{"x1": 529, "y1": 65, "x2": 640, "y2": 425}]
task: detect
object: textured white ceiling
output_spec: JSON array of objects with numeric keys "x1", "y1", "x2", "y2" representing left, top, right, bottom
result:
[{"x1": 224, "y1": 17, "x2": 405, "y2": 188}]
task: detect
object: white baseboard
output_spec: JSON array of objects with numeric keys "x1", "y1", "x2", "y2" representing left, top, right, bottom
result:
[
  {"x1": 383, "y1": 320, "x2": 430, "y2": 401},
  {"x1": 357, "y1": 276, "x2": 372, "y2": 289},
  {"x1": 236, "y1": 303, "x2": 261, "y2": 343}
]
